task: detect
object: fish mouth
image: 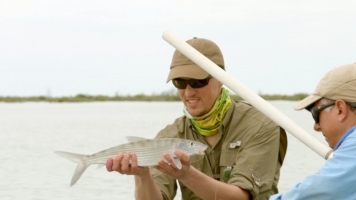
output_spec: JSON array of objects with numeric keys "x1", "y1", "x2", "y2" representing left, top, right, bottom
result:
[{"x1": 196, "y1": 147, "x2": 208, "y2": 155}]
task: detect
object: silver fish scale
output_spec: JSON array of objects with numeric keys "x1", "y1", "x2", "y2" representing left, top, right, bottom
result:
[
  {"x1": 87, "y1": 138, "x2": 190, "y2": 166},
  {"x1": 55, "y1": 137, "x2": 208, "y2": 186}
]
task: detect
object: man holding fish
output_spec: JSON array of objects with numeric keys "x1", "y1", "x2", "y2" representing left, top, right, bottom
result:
[{"x1": 106, "y1": 37, "x2": 288, "y2": 200}]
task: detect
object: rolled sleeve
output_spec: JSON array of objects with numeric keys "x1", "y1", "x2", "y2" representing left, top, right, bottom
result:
[{"x1": 228, "y1": 126, "x2": 281, "y2": 199}]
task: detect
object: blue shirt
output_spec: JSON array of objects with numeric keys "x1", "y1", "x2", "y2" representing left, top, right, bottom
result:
[{"x1": 270, "y1": 126, "x2": 356, "y2": 200}]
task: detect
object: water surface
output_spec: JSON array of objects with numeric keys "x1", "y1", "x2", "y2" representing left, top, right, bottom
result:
[{"x1": 0, "y1": 101, "x2": 327, "y2": 200}]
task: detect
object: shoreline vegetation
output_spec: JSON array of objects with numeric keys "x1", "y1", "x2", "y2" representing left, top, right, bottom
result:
[{"x1": 0, "y1": 92, "x2": 309, "y2": 103}]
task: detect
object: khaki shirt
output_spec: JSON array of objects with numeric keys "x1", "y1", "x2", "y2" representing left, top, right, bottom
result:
[{"x1": 151, "y1": 101, "x2": 287, "y2": 200}]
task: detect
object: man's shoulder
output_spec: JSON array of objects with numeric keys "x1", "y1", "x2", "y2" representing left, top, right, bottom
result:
[
  {"x1": 156, "y1": 115, "x2": 187, "y2": 138},
  {"x1": 231, "y1": 100, "x2": 275, "y2": 124}
]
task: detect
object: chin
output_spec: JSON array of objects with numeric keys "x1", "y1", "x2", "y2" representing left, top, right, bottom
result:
[
  {"x1": 327, "y1": 142, "x2": 334, "y2": 149},
  {"x1": 188, "y1": 110, "x2": 201, "y2": 117}
]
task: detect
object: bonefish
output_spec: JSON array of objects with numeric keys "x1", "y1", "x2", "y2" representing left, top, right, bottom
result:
[{"x1": 55, "y1": 136, "x2": 208, "y2": 186}]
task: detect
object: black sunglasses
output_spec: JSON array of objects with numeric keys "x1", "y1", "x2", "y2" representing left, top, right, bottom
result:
[
  {"x1": 310, "y1": 102, "x2": 335, "y2": 123},
  {"x1": 347, "y1": 102, "x2": 356, "y2": 108},
  {"x1": 172, "y1": 77, "x2": 211, "y2": 89}
]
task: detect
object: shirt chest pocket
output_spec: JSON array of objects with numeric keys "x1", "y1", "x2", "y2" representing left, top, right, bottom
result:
[{"x1": 219, "y1": 151, "x2": 237, "y2": 182}]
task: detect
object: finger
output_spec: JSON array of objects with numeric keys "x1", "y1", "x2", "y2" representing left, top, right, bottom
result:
[
  {"x1": 130, "y1": 153, "x2": 143, "y2": 174},
  {"x1": 157, "y1": 158, "x2": 172, "y2": 171},
  {"x1": 106, "y1": 158, "x2": 113, "y2": 172},
  {"x1": 121, "y1": 152, "x2": 132, "y2": 172},
  {"x1": 112, "y1": 153, "x2": 124, "y2": 171},
  {"x1": 155, "y1": 162, "x2": 169, "y2": 174},
  {"x1": 162, "y1": 153, "x2": 178, "y2": 169},
  {"x1": 162, "y1": 153, "x2": 173, "y2": 164},
  {"x1": 174, "y1": 149, "x2": 190, "y2": 164},
  {"x1": 130, "y1": 153, "x2": 138, "y2": 168}
]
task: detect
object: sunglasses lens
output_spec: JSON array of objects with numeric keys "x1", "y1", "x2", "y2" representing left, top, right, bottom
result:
[
  {"x1": 190, "y1": 79, "x2": 209, "y2": 88},
  {"x1": 310, "y1": 108, "x2": 319, "y2": 123},
  {"x1": 310, "y1": 102, "x2": 335, "y2": 123},
  {"x1": 172, "y1": 77, "x2": 211, "y2": 89},
  {"x1": 172, "y1": 79, "x2": 187, "y2": 89}
]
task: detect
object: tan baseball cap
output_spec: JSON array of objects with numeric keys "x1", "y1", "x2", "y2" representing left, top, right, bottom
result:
[
  {"x1": 294, "y1": 63, "x2": 356, "y2": 110},
  {"x1": 166, "y1": 37, "x2": 224, "y2": 82}
]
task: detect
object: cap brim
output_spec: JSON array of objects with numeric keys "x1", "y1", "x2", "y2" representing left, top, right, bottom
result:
[
  {"x1": 166, "y1": 64, "x2": 209, "y2": 83},
  {"x1": 293, "y1": 94, "x2": 322, "y2": 110}
]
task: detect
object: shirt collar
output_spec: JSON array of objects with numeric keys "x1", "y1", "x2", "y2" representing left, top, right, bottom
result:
[{"x1": 334, "y1": 125, "x2": 356, "y2": 150}]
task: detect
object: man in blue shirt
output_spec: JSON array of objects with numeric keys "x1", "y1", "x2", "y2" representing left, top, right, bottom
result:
[{"x1": 270, "y1": 63, "x2": 356, "y2": 200}]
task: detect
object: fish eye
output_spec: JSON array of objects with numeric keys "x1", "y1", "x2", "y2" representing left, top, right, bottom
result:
[{"x1": 189, "y1": 142, "x2": 195, "y2": 146}]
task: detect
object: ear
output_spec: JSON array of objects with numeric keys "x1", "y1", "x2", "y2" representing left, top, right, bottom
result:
[{"x1": 335, "y1": 100, "x2": 349, "y2": 122}]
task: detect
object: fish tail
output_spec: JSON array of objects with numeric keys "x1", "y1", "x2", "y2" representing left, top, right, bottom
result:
[{"x1": 54, "y1": 151, "x2": 90, "y2": 186}]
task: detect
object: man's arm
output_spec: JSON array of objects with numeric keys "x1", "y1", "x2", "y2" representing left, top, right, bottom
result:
[
  {"x1": 134, "y1": 173, "x2": 163, "y2": 200},
  {"x1": 106, "y1": 152, "x2": 164, "y2": 200},
  {"x1": 156, "y1": 150, "x2": 251, "y2": 200},
  {"x1": 180, "y1": 166, "x2": 250, "y2": 200}
]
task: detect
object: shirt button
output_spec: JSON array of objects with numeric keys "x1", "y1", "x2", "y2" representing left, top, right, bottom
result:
[{"x1": 211, "y1": 150, "x2": 215, "y2": 153}]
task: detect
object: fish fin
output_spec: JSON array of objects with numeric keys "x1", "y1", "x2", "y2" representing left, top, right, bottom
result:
[
  {"x1": 54, "y1": 151, "x2": 90, "y2": 187},
  {"x1": 172, "y1": 157, "x2": 182, "y2": 170},
  {"x1": 162, "y1": 154, "x2": 182, "y2": 169},
  {"x1": 125, "y1": 136, "x2": 149, "y2": 143}
]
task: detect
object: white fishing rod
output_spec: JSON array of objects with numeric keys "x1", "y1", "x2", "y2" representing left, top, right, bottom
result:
[{"x1": 162, "y1": 30, "x2": 334, "y2": 160}]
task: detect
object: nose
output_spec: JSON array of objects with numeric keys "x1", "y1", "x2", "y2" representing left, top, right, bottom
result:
[
  {"x1": 314, "y1": 122, "x2": 321, "y2": 132},
  {"x1": 184, "y1": 84, "x2": 196, "y2": 96}
]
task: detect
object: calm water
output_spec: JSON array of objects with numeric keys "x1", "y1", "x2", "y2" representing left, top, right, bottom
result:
[{"x1": 0, "y1": 101, "x2": 327, "y2": 200}]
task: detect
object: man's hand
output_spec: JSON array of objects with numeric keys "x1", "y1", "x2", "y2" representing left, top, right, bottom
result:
[
  {"x1": 155, "y1": 149, "x2": 192, "y2": 180},
  {"x1": 106, "y1": 152, "x2": 149, "y2": 176}
]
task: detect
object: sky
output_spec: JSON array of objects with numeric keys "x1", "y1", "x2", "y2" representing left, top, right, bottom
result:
[{"x1": 1, "y1": 0, "x2": 355, "y2": 97}]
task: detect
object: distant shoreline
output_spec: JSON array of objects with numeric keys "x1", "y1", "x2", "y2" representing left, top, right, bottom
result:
[{"x1": 0, "y1": 93, "x2": 309, "y2": 102}]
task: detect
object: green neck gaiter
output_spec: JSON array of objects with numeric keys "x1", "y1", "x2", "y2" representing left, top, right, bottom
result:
[{"x1": 185, "y1": 88, "x2": 232, "y2": 136}]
